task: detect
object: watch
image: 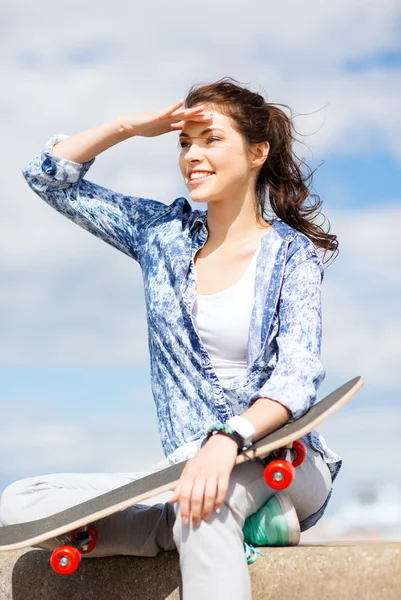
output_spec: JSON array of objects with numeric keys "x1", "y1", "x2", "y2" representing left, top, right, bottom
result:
[{"x1": 226, "y1": 416, "x2": 256, "y2": 449}]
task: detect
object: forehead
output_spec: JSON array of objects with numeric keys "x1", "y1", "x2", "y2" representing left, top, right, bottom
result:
[{"x1": 180, "y1": 109, "x2": 231, "y2": 137}]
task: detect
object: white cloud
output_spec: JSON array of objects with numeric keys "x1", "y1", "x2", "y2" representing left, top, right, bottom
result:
[
  {"x1": 307, "y1": 401, "x2": 401, "y2": 520},
  {"x1": 321, "y1": 203, "x2": 401, "y2": 390},
  {"x1": 2, "y1": 0, "x2": 400, "y2": 69},
  {"x1": 0, "y1": 243, "x2": 151, "y2": 365},
  {"x1": 0, "y1": 389, "x2": 165, "y2": 480},
  {"x1": 1, "y1": 0, "x2": 400, "y2": 155}
]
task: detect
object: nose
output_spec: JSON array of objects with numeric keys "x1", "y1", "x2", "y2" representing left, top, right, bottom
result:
[{"x1": 184, "y1": 142, "x2": 204, "y2": 163}]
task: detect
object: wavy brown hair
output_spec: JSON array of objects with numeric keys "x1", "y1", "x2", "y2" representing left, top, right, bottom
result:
[{"x1": 184, "y1": 77, "x2": 338, "y2": 263}]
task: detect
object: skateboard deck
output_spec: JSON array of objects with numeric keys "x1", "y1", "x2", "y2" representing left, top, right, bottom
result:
[{"x1": 0, "y1": 376, "x2": 363, "y2": 572}]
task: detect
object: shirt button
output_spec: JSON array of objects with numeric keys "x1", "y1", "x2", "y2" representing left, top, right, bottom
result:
[
  {"x1": 259, "y1": 360, "x2": 266, "y2": 367},
  {"x1": 41, "y1": 157, "x2": 57, "y2": 175}
]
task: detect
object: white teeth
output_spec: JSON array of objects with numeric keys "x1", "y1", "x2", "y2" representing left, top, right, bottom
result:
[{"x1": 190, "y1": 172, "x2": 214, "y2": 180}]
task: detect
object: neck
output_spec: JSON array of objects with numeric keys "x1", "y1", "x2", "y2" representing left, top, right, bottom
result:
[{"x1": 204, "y1": 200, "x2": 270, "y2": 246}]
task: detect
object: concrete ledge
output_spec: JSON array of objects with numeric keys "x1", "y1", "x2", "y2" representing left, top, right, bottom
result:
[{"x1": 1, "y1": 543, "x2": 401, "y2": 599}]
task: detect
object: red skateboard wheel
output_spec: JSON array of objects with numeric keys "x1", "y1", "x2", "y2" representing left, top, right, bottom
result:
[
  {"x1": 50, "y1": 545, "x2": 81, "y2": 575},
  {"x1": 291, "y1": 440, "x2": 307, "y2": 467},
  {"x1": 264, "y1": 459, "x2": 295, "y2": 490}
]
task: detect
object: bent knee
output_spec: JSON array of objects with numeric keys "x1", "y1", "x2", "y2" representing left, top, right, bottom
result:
[
  {"x1": 172, "y1": 498, "x2": 244, "y2": 551},
  {"x1": 0, "y1": 480, "x2": 28, "y2": 526},
  {"x1": 0, "y1": 476, "x2": 50, "y2": 526}
]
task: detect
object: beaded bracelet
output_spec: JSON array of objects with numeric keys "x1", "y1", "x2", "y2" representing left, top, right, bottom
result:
[{"x1": 200, "y1": 423, "x2": 245, "y2": 454}]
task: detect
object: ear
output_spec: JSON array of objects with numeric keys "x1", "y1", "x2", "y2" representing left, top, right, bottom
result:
[{"x1": 250, "y1": 141, "x2": 270, "y2": 170}]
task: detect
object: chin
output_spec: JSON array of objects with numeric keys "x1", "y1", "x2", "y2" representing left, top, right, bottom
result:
[
  {"x1": 189, "y1": 194, "x2": 216, "y2": 204},
  {"x1": 189, "y1": 195, "x2": 208, "y2": 203}
]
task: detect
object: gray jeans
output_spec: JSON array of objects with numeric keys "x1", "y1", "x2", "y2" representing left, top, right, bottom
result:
[{"x1": 0, "y1": 444, "x2": 332, "y2": 600}]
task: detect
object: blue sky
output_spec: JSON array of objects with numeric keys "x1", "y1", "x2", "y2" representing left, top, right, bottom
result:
[
  {"x1": 313, "y1": 152, "x2": 401, "y2": 208},
  {"x1": 344, "y1": 50, "x2": 401, "y2": 71},
  {"x1": 1, "y1": 0, "x2": 400, "y2": 534}
]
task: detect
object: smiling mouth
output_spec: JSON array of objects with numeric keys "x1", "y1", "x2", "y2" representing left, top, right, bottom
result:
[{"x1": 189, "y1": 173, "x2": 216, "y2": 185}]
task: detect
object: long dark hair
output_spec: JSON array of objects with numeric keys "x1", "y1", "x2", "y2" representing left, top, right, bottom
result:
[{"x1": 184, "y1": 77, "x2": 338, "y2": 262}]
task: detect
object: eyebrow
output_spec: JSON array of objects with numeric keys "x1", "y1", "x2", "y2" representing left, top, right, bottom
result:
[{"x1": 179, "y1": 127, "x2": 225, "y2": 139}]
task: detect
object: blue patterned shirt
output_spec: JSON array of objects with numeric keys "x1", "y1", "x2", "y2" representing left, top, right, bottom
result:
[{"x1": 22, "y1": 134, "x2": 342, "y2": 484}]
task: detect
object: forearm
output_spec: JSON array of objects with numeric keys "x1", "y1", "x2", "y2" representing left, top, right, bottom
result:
[
  {"x1": 205, "y1": 397, "x2": 291, "y2": 456},
  {"x1": 240, "y1": 397, "x2": 291, "y2": 442},
  {"x1": 51, "y1": 117, "x2": 133, "y2": 163}
]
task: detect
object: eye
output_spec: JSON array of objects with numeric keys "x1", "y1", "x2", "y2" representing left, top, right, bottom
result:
[{"x1": 178, "y1": 137, "x2": 221, "y2": 150}]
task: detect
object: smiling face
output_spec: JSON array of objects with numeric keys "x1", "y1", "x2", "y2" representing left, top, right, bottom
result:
[{"x1": 178, "y1": 106, "x2": 257, "y2": 205}]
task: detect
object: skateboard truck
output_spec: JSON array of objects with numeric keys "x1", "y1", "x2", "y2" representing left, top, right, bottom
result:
[
  {"x1": 50, "y1": 525, "x2": 98, "y2": 575},
  {"x1": 263, "y1": 440, "x2": 307, "y2": 490}
]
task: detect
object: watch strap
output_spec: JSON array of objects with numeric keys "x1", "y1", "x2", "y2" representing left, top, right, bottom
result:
[{"x1": 201, "y1": 423, "x2": 244, "y2": 453}]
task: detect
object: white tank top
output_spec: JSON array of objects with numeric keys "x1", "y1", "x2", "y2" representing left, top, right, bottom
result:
[{"x1": 192, "y1": 242, "x2": 262, "y2": 387}]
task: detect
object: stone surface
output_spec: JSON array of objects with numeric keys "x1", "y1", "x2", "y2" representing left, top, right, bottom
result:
[
  {"x1": 0, "y1": 548, "x2": 181, "y2": 600},
  {"x1": 0, "y1": 543, "x2": 401, "y2": 599},
  {"x1": 251, "y1": 542, "x2": 401, "y2": 599}
]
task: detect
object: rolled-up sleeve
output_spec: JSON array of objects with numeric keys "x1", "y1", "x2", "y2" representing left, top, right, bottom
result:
[
  {"x1": 249, "y1": 253, "x2": 325, "y2": 421},
  {"x1": 22, "y1": 134, "x2": 170, "y2": 264}
]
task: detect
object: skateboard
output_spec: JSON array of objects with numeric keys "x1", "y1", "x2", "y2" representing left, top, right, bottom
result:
[{"x1": 0, "y1": 376, "x2": 363, "y2": 575}]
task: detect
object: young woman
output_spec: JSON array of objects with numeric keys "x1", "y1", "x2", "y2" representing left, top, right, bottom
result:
[{"x1": 1, "y1": 78, "x2": 339, "y2": 599}]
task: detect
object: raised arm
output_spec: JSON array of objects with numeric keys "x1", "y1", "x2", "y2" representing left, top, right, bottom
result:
[
  {"x1": 22, "y1": 101, "x2": 214, "y2": 264},
  {"x1": 50, "y1": 118, "x2": 131, "y2": 163}
]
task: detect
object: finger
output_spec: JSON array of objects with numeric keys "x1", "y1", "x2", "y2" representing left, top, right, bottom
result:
[
  {"x1": 168, "y1": 484, "x2": 181, "y2": 503},
  {"x1": 201, "y1": 476, "x2": 218, "y2": 521},
  {"x1": 173, "y1": 114, "x2": 213, "y2": 134},
  {"x1": 170, "y1": 105, "x2": 207, "y2": 119},
  {"x1": 214, "y1": 473, "x2": 230, "y2": 510},
  {"x1": 165, "y1": 99, "x2": 185, "y2": 115},
  {"x1": 170, "y1": 112, "x2": 212, "y2": 132},
  {"x1": 179, "y1": 481, "x2": 194, "y2": 525},
  {"x1": 170, "y1": 120, "x2": 184, "y2": 131},
  {"x1": 190, "y1": 476, "x2": 208, "y2": 526}
]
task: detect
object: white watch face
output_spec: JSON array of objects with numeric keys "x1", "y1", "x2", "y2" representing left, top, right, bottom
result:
[
  {"x1": 242, "y1": 433, "x2": 253, "y2": 446},
  {"x1": 227, "y1": 416, "x2": 255, "y2": 445}
]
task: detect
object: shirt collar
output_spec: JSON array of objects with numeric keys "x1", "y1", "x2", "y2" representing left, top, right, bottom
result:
[
  {"x1": 190, "y1": 212, "x2": 208, "y2": 232},
  {"x1": 189, "y1": 213, "x2": 296, "y2": 242}
]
